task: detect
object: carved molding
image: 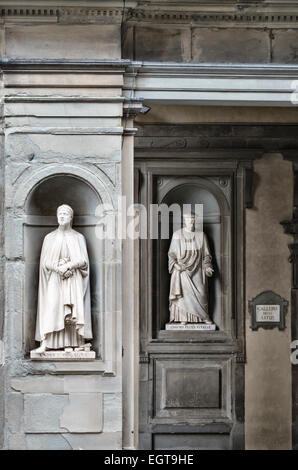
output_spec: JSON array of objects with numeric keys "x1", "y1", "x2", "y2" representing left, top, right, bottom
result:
[
  {"x1": 126, "y1": 9, "x2": 298, "y2": 27},
  {"x1": 236, "y1": 353, "x2": 246, "y2": 364},
  {"x1": 1, "y1": 3, "x2": 298, "y2": 27},
  {"x1": 0, "y1": 7, "x2": 124, "y2": 24},
  {"x1": 139, "y1": 354, "x2": 150, "y2": 364}
]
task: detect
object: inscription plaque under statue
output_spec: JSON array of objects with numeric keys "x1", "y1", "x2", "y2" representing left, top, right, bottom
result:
[
  {"x1": 166, "y1": 323, "x2": 216, "y2": 331},
  {"x1": 30, "y1": 350, "x2": 95, "y2": 361}
]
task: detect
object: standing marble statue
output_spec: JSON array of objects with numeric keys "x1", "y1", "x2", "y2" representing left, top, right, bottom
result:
[
  {"x1": 32, "y1": 204, "x2": 93, "y2": 354},
  {"x1": 168, "y1": 212, "x2": 214, "y2": 324}
]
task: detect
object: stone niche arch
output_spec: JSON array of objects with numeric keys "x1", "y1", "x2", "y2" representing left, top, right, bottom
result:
[
  {"x1": 154, "y1": 176, "x2": 231, "y2": 334},
  {"x1": 19, "y1": 167, "x2": 117, "y2": 364}
]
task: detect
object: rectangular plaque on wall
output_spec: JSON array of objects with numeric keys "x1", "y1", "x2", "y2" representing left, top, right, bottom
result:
[{"x1": 249, "y1": 291, "x2": 288, "y2": 331}]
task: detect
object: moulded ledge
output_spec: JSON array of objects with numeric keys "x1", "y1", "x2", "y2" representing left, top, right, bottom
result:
[
  {"x1": 156, "y1": 329, "x2": 235, "y2": 343},
  {"x1": 20, "y1": 358, "x2": 117, "y2": 376}
]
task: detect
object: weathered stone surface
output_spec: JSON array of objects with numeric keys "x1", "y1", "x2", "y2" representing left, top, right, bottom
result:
[
  {"x1": 5, "y1": 262, "x2": 23, "y2": 312},
  {"x1": 6, "y1": 393, "x2": 24, "y2": 434},
  {"x1": 24, "y1": 394, "x2": 69, "y2": 433},
  {"x1": 0, "y1": 26, "x2": 4, "y2": 58},
  {"x1": 4, "y1": 264, "x2": 24, "y2": 360},
  {"x1": 6, "y1": 117, "x2": 122, "y2": 130},
  {"x1": 5, "y1": 24, "x2": 121, "y2": 60},
  {"x1": 7, "y1": 432, "x2": 26, "y2": 450},
  {"x1": 272, "y1": 30, "x2": 298, "y2": 64},
  {"x1": 64, "y1": 375, "x2": 121, "y2": 394},
  {"x1": 26, "y1": 433, "x2": 72, "y2": 450},
  {"x1": 60, "y1": 393, "x2": 103, "y2": 433},
  {"x1": 245, "y1": 154, "x2": 292, "y2": 450},
  {"x1": 135, "y1": 26, "x2": 191, "y2": 62},
  {"x1": 4, "y1": 218, "x2": 23, "y2": 259},
  {"x1": 5, "y1": 102, "x2": 122, "y2": 118},
  {"x1": 103, "y1": 393, "x2": 122, "y2": 432},
  {"x1": 192, "y1": 28, "x2": 270, "y2": 64},
  {"x1": 63, "y1": 431, "x2": 122, "y2": 450},
  {"x1": 11, "y1": 376, "x2": 64, "y2": 394},
  {"x1": 6, "y1": 134, "x2": 122, "y2": 162},
  {"x1": 154, "y1": 433, "x2": 230, "y2": 450},
  {"x1": 6, "y1": 312, "x2": 23, "y2": 360},
  {"x1": 4, "y1": 162, "x2": 30, "y2": 209},
  {"x1": 122, "y1": 24, "x2": 134, "y2": 60},
  {"x1": 139, "y1": 363, "x2": 149, "y2": 382},
  {"x1": 5, "y1": 73, "x2": 123, "y2": 88}
]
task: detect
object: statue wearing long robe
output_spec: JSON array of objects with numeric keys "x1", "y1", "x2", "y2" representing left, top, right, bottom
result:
[
  {"x1": 168, "y1": 228, "x2": 213, "y2": 323},
  {"x1": 35, "y1": 228, "x2": 92, "y2": 349}
]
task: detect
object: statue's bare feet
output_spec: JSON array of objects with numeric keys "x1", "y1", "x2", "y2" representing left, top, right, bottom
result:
[
  {"x1": 31, "y1": 340, "x2": 47, "y2": 353},
  {"x1": 205, "y1": 319, "x2": 213, "y2": 325}
]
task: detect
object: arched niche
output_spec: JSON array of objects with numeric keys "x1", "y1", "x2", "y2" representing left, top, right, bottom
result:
[
  {"x1": 25, "y1": 175, "x2": 100, "y2": 216},
  {"x1": 153, "y1": 177, "x2": 231, "y2": 334},
  {"x1": 24, "y1": 174, "x2": 103, "y2": 357}
]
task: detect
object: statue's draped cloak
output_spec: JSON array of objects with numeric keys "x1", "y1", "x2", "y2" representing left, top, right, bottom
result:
[
  {"x1": 168, "y1": 229, "x2": 213, "y2": 323},
  {"x1": 35, "y1": 229, "x2": 92, "y2": 343}
]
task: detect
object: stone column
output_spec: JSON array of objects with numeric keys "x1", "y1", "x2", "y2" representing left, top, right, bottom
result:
[
  {"x1": 246, "y1": 153, "x2": 292, "y2": 450},
  {"x1": 122, "y1": 102, "x2": 143, "y2": 450}
]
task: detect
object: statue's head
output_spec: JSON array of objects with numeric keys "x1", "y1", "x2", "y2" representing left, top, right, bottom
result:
[
  {"x1": 183, "y1": 212, "x2": 196, "y2": 232},
  {"x1": 57, "y1": 204, "x2": 73, "y2": 227}
]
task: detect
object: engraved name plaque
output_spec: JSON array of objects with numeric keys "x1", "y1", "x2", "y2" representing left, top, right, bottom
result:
[
  {"x1": 256, "y1": 305, "x2": 280, "y2": 322},
  {"x1": 249, "y1": 291, "x2": 288, "y2": 331}
]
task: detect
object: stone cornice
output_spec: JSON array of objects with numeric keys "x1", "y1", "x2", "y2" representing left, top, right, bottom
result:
[
  {"x1": 3, "y1": 58, "x2": 298, "y2": 75},
  {"x1": 2, "y1": 60, "x2": 298, "y2": 107},
  {"x1": 0, "y1": 58, "x2": 134, "y2": 70},
  {"x1": 1, "y1": 1, "x2": 298, "y2": 27}
]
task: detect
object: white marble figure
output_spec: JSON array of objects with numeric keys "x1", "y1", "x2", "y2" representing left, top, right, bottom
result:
[
  {"x1": 32, "y1": 204, "x2": 92, "y2": 353},
  {"x1": 168, "y1": 212, "x2": 214, "y2": 325}
]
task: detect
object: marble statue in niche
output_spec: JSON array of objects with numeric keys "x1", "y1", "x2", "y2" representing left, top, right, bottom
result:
[
  {"x1": 31, "y1": 204, "x2": 95, "y2": 360},
  {"x1": 168, "y1": 212, "x2": 214, "y2": 328}
]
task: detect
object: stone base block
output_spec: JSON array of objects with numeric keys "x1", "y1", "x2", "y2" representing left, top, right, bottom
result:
[
  {"x1": 30, "y1": 350, "x2": 96, "y2": 361},
  {"x1": 165, "y1": 323, "x2": 216, "y2": 331}
]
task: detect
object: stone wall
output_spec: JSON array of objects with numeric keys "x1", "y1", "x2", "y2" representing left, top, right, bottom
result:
[
  {"x1": 245, "y1": 154, "x2": 293, "y2": 450},
  {"x1": 135, "y1": 106, "x2": 295, "y2": 450},
  {"x1": 0, "y1": 18, "x2": 128, "y2": 451},
  {"x1": 124, "y1": 26, "x2": 298, "y2": 64},
  {"x1": 0, "y1": 2, "x2": 298, "y2": 66},
  {"x1": 0, "y1": 0, "x2": 297, "y2": 450}
]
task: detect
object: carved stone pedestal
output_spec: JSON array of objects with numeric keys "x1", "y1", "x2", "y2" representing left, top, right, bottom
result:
[
  {"x1": 30, "y1": 350, "x2": 96, "y2": 361},
  {"x1": 165, "y1": 323, "x2": 216, "y2": 331}
]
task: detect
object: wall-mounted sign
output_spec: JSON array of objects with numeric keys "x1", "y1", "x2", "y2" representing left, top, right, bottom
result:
[{"x1": 249, "y1": 291, "x2": 288, "y2": 331}]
